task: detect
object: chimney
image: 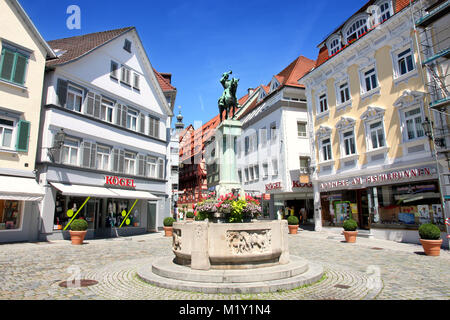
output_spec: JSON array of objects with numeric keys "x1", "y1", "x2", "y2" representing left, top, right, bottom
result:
[{"x1": 248, "y1": 88, "x2": 254, "y2": 96}]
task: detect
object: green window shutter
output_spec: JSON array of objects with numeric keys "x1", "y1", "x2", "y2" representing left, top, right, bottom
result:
[
  {"x1": 0, "y1": 48, "x2": 15, "y2": 81},
  {"x1": 56, "y1": 79, "x2": 68, "y2": 107},
  {"x1": 12, "y1": 53, "x2": 28, "y2": 85},
  {"x1": 16, "y1": 120, "x2": 31, "y2": 152}
]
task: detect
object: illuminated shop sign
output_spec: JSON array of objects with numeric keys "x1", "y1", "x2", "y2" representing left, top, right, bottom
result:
[
  {"x1": 320, "y1": 167, "x2": 434, "y2": 191},
  {"x1": 105, "y1": 176, "x2": 136, "y2": 188}
]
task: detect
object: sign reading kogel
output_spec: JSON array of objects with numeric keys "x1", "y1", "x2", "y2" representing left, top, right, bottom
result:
[{"x1": 105, "y1": 176, "x2": 136, "y2": 188}]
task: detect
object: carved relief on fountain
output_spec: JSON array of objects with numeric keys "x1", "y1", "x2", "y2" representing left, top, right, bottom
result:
[
  {"x1": 173, "y1": 229, "x2": 182, "y2": 251},
  {"x1": 226, "y1": 229, "x2": 272, "y2": 255}
]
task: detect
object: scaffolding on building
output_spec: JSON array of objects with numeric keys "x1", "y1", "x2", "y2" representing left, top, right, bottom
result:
[{"x1": 413, "y1": 0, "x2": 450, "y2": 244}]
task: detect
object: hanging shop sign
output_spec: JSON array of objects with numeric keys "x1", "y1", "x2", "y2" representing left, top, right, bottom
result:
[
  {"x1": 105, "y1": 176, "x2": 136, "y2": 189},
  {"x1": 320, "y1": 167, "x2": 435, "y2": 191}
]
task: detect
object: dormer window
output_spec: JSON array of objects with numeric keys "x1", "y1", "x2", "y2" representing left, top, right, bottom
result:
[
  {"x1": 379, "y1": 1, "x2": 392, "y2": 23},
  {"x1": 345, "y1": 17, "x2": 368, "y2": 43},
  {"x1": 124, "y1": 39, "x2": 132, "y2": 53},
  {"x1": 329, "y1": 38, "x2": 341, "y2": 56}
]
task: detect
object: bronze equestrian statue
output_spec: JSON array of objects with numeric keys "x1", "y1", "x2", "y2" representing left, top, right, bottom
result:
[{"x1": 218, "y1": 71, "x2": 240, "y2": 122}]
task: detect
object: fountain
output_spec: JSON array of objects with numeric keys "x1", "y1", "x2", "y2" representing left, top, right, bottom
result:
[{"x1": 137, "y1": 71, "x2": 324, "y2": 293}]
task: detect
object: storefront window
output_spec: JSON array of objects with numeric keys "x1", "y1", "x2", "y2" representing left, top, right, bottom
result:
[
  {"x1": 0, "y1": 200, "x2": 22, "y2": 230},
  {"x1": 106, "y1": 199, "x2": 141, "y2": 228}
]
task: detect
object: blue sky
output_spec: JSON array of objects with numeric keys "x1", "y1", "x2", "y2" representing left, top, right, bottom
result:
[{"x1": 20, "y1": 0, "x2": 366, "y2": 129}]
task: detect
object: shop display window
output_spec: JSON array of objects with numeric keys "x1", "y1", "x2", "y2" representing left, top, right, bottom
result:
[
  {"x1": 0, "y1": 200, "x2": 22, "y2": 230},
  {"x1": 106, "y1": 199, "x2": 141, "y2": 228}
]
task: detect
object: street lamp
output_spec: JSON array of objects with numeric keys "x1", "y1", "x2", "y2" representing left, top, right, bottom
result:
[
  {"x1": 48, "y1": 128, "x2": 66, "y2": 161},
  {"x1": 422, "y1": 117, "x2": 446, "y2": 148}
]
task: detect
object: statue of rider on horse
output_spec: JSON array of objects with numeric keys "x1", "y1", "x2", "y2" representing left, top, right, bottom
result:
[{"x1": 218, "y1": 71, "x2": 240, "y2": 122}]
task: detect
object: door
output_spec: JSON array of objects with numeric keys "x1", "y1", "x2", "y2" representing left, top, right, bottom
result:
[
  {"x1": 357, "y1": 190, "x2": 370, "y2": 230},
  {"x1": 147, "y1": 202, "x2": 157, "y2": 232}
]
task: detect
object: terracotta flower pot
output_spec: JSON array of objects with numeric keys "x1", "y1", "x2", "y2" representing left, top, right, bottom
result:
[
  {"x1": 343, "y1": 231, "x2": 358, "y2": 243},
  {"x1": 288, "y1": 225, "x2": 299, "y2": 234},
  {"x1": 420, "y1": 239, "x2": 443, "y2": 256},
  {"x1": 69, "y1": 231, "x2": 87, "y2": 245},
  {"x1": 164, "y1": 226, "x2": 173, "y2": 237}
]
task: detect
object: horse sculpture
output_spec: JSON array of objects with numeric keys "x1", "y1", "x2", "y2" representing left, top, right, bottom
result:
[{"x1": 218, "y1": 71, "x2": 240, "y2": 122}]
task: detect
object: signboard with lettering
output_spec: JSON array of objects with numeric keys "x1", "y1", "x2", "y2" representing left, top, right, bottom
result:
[
  {"x1": 292, "y1": 181, "x2": 313, "y2": 189},
  {"x1": 265, "y1": 182, "x2": 282, "y2": 192},
  {"x1": 105, "y1": 176, "x2": 136, "y2": 189},
  {"x1": 320, "y1": 167, "x2": 435, "y2": 191}
]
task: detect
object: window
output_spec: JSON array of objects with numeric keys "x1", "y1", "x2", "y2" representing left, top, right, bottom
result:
[
  {"x1": 127, "y1": 108, "x2": 138, "y2": 131},
  {"x1": 260, "y1": 127, "x2": 267, "y2": 147},
  {"x1": 149, "y1": 116, "x2": 160, "y2": 138},
  {"x1": 0, "y1": 200, "x2": 22, "y2": 230},
  {"x1": 244, "y1": 168, "x2": 249, "y2": 182},
  {"x1": 342, "y1": 130, "x2": 356, "y2": 156},
  {"x1": 0, "y1": 117, "x2": 14, "y2": 149},
  {"x1": 270, "y1": 123, "x2": 277, "y2": 142},
  {"x1": 249, "y1": 167, "x2": 254, "y2": 181},
  {"x1": 121, "y1": 66, "x2": 131, "y2": 85},
  {"x1": 133, "y1": 73, "x2": 140, "y2": 90},
  {"x1": 97, "y1": 146, "x2": 110, "y2": 171},
  {"x1": 369, "y1": 121, "x2": 386, "y2": 149},
  {"x1": 146, "y1": 157, "x2": 157, "y2": 178},
  {"x1": 329, "y1": 38, "x2": 341, "y2": 55},
  {"x1": 364, "y1": 68, "x2": 378, "y2": 92},
  {"x1": 66, "y1": 85, "x2": 83, "y2": 112},
  {"x1": 0, "y1": 45, "x2": 29, "y2": 85},
  {"x1": 101, "y1": 99, "x2": 114, "y2": 123},
  {"x1": 338, "y1": 82, "x2": 351, "y2": 104},
  {"x1": 62, "y1": 138, "x2": 79, "y2": 166},
  {"x1": 110, "y1": 61, "x2": 119, "y2": 79},
  {"x1": 379, "y1": 1, "x2": 392, "y2": 22},
  {"x1": 321, "y1": 138, "x2": 332, "y2": 161},
  {"x1": 319, "y1": 94, "x2": 328, "y2": 113},
  {"x1": 297, "y1": 122, "x2": 307, "y2": 137},
  {"x1": 346, "y1": 18, "x2": 368, "y2": 43},
  {"x1": 124, "y1": 39, "x2": 132, "y2": 53},
  {"x1": 397, "y1": 48, "x2": 415, "y2": 76},
  {"x1": 404, "y1": 108, "x2": 425, "y2": 140},
  {"x1": 245, "y1": 136, "x2": 250, "y2": 154},
  {"x1": 238, "y1": 170, "x2": 242, "y2": 183},
  {"x1": 272, "y1": 159, "x2": 279, "y2": 176},
  {"x1": 124, "y1": 152, "x2": 136, "y2": 175},
  {"x1": 254, "y1": 165, "x2": 259, "y2": 180},
  {"x1": 262, "y1": 163, "x2": 269, "y2": 179},
  {"x1": 158, "y1": 158, "x2": 165, "y2": 179},
  {"x1": 300, "y1": 157, "x2": 309, "y2": 173}
]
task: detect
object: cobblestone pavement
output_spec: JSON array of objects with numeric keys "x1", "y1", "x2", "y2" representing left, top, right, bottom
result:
[{"x1": 0, "y1": 230, "x2": 448, "y2": 300}]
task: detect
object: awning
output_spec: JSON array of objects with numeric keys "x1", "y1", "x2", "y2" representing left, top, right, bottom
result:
[
  {"x1": 50, "y1": 182, "x2": 159, "y2": 201},
  {"x1": 50, "y1": 182, "x2": 118, "y2": 198},
  {"x1": 0, "y1": 176, "x2": 45, "y2": 201},
  {"x1": 108, "y1": 188, "x2": 159, "y2": 200}
]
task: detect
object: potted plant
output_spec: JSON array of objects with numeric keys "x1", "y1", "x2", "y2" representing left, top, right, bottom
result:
[
  {"x1": 419, "y1": 223, "x2": 442, "y2": 256},
  {"x1": 287, "y1": 216, "x2": 299, "y2": 234},
  {"x1": 163, "y1": 217, "x2": 175, "y2": 237},
  {"x1": 69, "y1": 219, "x2": 88, "y2": 245},
  {"x1": 186, "y1": 211, "x2": 195, "y2": 221},
  {"x1": 343, "y1": 219, "x2": 358, "y2": 243}
]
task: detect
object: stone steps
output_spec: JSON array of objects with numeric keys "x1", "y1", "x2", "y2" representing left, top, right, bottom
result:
[{"x1": 137, "y1": 255, "x2": 324, "y2": 294}]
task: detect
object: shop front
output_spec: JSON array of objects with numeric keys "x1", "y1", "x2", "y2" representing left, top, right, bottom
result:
[
  {"x1": 318, "y1": 166, "x2": 448, "y2": 246},
  {"x1": 40, "y1": 168, "x2": 167, "y2": 241},
  {"x1": 0, "y1": 175, "x2": 44, "y2": 243}
]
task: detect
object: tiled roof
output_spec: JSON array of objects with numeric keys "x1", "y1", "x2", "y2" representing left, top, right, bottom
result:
[
  {"x1": 153, "y1": 69, "x2": 176, "y2": 92},
  {"x1": 46, "y1": 27, "x2": 135, "y2": 66},
  {"x1": 314, "y1": 0, "x2": 415, "y2": 69}
]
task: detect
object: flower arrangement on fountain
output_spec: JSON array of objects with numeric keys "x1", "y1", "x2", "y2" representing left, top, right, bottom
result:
[{"x1": 195, "y1": 193, "x2": 261, "y2": 223}]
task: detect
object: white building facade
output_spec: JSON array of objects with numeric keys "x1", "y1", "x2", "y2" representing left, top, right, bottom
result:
[{"x1": 36, "y1": 27, "x2": 175, "y2": 240}]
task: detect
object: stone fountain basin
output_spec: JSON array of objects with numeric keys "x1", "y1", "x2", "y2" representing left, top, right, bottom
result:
[{"x1": 172, "y1": 220, "x2": 289, "y2": 270}]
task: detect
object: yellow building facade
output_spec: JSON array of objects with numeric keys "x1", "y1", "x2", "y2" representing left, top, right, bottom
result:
[
  {"x1": 301, "y1": 0, "x2": 448, "y2": 246},
  {"x1": 0, "y1": 0, "x2": 55, "y2": 242}
]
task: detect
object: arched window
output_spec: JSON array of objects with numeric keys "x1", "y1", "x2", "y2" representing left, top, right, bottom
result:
[
  {"x1": 329, "y1": 38, "x2": 341, "y2": 55},
  {"x1": 345, "y1": 17, "x2": 368, "y2": 43},
  {"x1": 379, "y1": 1, "x2": 392, "y2": 23}
]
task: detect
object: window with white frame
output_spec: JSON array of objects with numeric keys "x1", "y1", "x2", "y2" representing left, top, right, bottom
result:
[
  {"x1": 0, "y1": 117, "x2": 14, "y2": 149},
  {"x1": 300, "y1": 157, "x2": 309, "y2": 174},
  {"x1": 260, "y1": 127, "x2": 267, "y2": 146},
  {"x1": 319, "y1": 94, "x2": 328, "y2": 113},
  {"x1": 404, "y1": 107, "x2": 425, "y2": 140},
  {"x1": 244, "y1": 136, "x2": 250, "y2": 154},
  {"x1": 249, "y1": 166, "x2": 254, "y2": 181},
  {"x1": 146, "y1": 156, "x2": 157, "y2": 178},
  {"x1": 338, "y1": 82, "x2": 351, "y2": 105},
  {"x1": 133, "y1": 73, "x2": 140, "y2": 90},
  {"x1": 262, "y1": 163, "x2": 269, "y2": 179},
  {"x1": 101, "y1": 98, "x2": 114, "y2": 123},
  {"x1": 272, "y1": 159, "x2": 279, "y2": 176},
  {"x1": 363, "y1": 67, "x2": 378, "y2": 92},
  {"x1": 297, "y1": 121, "x2": 307, "y2": 137},
  {"x1": 110, "y1": 61, "x2": 119, "y2": 79},
  {"x1": 321, "y1": 138, "x2": 332, "y2": 161},
  {"x1": 379, "y1": 1, "x2": 393, "y2": 23},
  {"x1": 66, "y1": 85, "x2": 83, "y2": 112},
  {"x1": 254, "y1": 165, "x2": 259, "y2": 180},
  {"x1": 396, "y1": 48, "x2": 415, "y2": 77},
  {"x1": 368, "y1": 121, "x2": 386, "y2": 150},
  {"x1": 329, "y1": 38, "x2": 341, "y2": 55},
  {"x1": 126, "y1": 108, "x2": 138, "y2": 131},
  {"x1": 124, "y1": 152, "x2": 136, "y2": 175},
  {"x1": 96, "y1": 146, "x2": 110, "y2": 171},
  {"x1": 270, "y1": 123, "x2": 277, "y2": 142},
  {"x1": 238, "y1": 170, "x2": 242, "y2": 183},
  {"x1": 342, "y1": 130, "x2": 357, "y2": 156},
  {"x1": 345, "y1": 17, "x2": 368, "y2": 43},
  {"x1": 61, "y1": 138, "x2": 79, "y2": 166},
  {"x1": 244, "y1": 168, "x2": 249, "y2": 182}
]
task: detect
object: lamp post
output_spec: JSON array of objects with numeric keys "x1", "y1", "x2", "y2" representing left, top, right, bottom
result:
[{"x1": 422, "y1": 117, "x2": 446, "y2": 148}]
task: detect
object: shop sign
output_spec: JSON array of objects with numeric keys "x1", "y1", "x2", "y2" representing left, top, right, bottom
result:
[
  {"x1": 266, "y1": 182, "x2": 282, "y2": 192},
  {"x1": 320, "y1": 167, "x2": 434, "y2": 191},
  {"x1": 105, "y1": 176, "x2": 136, "y2": 188},
  {"x1": 263, "y1": 194, "x2": 271, "y2": 200},
  {"x1": 292, "y1": 181, "x2": 313, "y2": 189}
]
